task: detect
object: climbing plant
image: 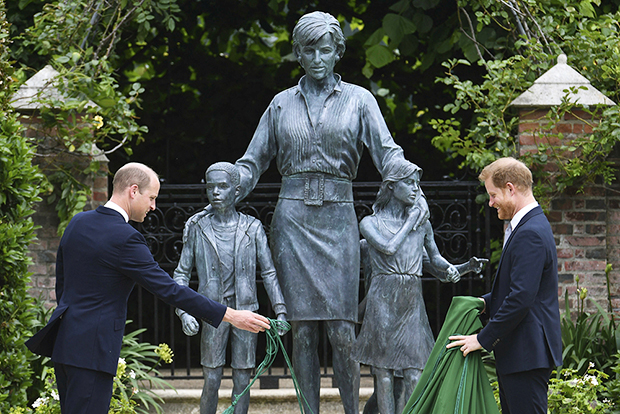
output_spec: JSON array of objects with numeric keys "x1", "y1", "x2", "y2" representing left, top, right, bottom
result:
[{"x1": 429, "y1": 0, "x2": 620, "y2": 205}]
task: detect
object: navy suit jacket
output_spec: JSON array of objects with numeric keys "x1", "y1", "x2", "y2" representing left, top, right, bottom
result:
[
  {"x1": 477, "y1": 206, "x2": 562, "y2": 375},
  {"x1": 26, "y1": 206, "x2": 227, "y2": 376}
]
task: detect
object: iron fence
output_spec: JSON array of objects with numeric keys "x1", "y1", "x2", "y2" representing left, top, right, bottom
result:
[{"x1": 129, "y1": 180, "x2": 493, "y2": 386}]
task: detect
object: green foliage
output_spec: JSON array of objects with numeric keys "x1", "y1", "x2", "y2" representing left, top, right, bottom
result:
[
  {"x1": 560, "y1": 273, "x2": 618, "y2": 376},
  {"x1": 548, "y1": 366, "x2": 612, "y2": 414},
  {"x1": 10, "y1": 0, "x2": 178, "y2": 233},
  {"x1": 18, "y1": 323, "x2": 174, "y2": 414},
  {"x1": 430, "y1": 1, "x2": 620, "y2": 203},
  {"x1": 0, "y1": 0, "x2": 46, "y2": 411}
]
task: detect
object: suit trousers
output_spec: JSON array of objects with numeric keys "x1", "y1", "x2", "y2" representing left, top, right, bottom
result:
[
  {"x1": 54, "y1": 362, "x2": 114, "y2": 414},
  {"x1": 497, "y1": 367, "x2": 552, "y2": 414}
]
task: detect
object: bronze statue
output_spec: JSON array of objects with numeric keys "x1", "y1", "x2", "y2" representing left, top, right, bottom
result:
[
  {"x1": 230, "y1": 12, "x2": 428, "y2": 414},
  {"x1": 353, "y1": 160, "x2": 487, "y2": 414},
  {"x1": 173, "y1": 162, "x2": 287, "y2": 414},
  {"x1": 232, "y1": 11, "x2": 427, "y2": 414}
]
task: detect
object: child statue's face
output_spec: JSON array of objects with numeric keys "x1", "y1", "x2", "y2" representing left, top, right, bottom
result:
[
  {"x1": 392, "y1": 172, "x2": 421, "y2": 206},
  {"x1": 206, "y1": 170, "x2": 239, "y2": 211}
]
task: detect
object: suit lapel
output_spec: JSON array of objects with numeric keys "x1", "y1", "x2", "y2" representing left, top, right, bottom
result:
[{"x1": 491, "y1": 206, "x2": 544, "y2": 287}]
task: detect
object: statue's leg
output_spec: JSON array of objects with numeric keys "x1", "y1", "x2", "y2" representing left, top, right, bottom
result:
[
  {"x1": 394, "y1": 373, "x2": 407, "y2": 414},
  {"x1": 292, "y1": 320, "x2": 320, "y2": 414},
  {"x1": 373, "y1": 367, "x2": 394, "y2": 414},
  {"x1": 325, "y1": 320, "x2": 360, "y2": 414},
  {"x1": 400, "y1": 368, "x2": 422, "y2": 414},
  {"x1": 200, "y1": 366, "x2": 223, "y2": 414},
  {"x1": 232, "y1": 368, "x2": 252, "y2": 414}
]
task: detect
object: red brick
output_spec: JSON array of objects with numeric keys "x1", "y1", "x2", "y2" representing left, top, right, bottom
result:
[
  {"x1": 565, "y1": 211, "x2": 606, "y2": 222},
  {"x1": 573, "y1": 249, "x2": 585, "y2": 259},
  {"x1": 565, "y1": 236, "x2": 605, "y2": 246},
  {"x1": 557, "y1": 249, "x2": 574, "y2": 259},
  {"x1": 519, "y1": 109, "x2": 548, "y2": 120},
  {"x1": 551, "y1": 223, "x2": 573, "y2": 234},
  {"x1": 564, "y1": 260, "x2": 607, "y2": 271},
  {"x1": 573, "y1": 123, "x2": 583, "y2": 134},
  {"x1": 519, "y1": 123, "x2": 542, "y2": 133},
  {"x1": 546, "y1": 211, "x2": 563, "y2": 222},
  {"x1": 556, "y1": 123, "x2": 573, "y2": 134},
  {"x1": 92, "y1": 191, "x2": 107, "y2": 202},
  {"x1": 574, "y1": 200, "x2": 585, "y2": 209},
  {"x1": 519, "y1": 134, "x2": 538, "y2": 146}
]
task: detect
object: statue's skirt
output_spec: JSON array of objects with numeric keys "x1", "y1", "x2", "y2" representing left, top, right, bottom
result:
[{"x1": 269, "y1": 198, "x2": 359, "y2": 322}]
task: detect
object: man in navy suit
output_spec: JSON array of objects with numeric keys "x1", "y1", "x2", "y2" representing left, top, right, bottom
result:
[
  {"x1": 26, "y1": 162, "x2": 271, "y2": 414},
  {"x1": 447, "y1": 157, "x2": 562, "y2": 414}
]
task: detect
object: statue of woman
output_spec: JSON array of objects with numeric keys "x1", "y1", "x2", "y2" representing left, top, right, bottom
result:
[
  {"x1": 352, "y1": 160, "x2": 486, "y2": 414},
  {"x1": 232, "y1": 11, "x2": 426, "y2": 414}
]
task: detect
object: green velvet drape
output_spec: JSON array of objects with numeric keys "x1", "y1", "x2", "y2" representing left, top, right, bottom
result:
[{"x1": 402, "y1": 296, "x2": 500, "y2": 414}]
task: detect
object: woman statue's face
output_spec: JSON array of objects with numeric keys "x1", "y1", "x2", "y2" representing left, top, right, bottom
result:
[{"x1": 298, "y1": 33, "x2": 339, "y2": 81}]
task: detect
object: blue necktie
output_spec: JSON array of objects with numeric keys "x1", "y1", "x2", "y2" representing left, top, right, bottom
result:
[{"x1": 503, "y1": 223, "x2": 512, "y2": 247}]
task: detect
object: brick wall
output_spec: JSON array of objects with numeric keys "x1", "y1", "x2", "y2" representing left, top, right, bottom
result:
[
  {"x1": 23, "y1": 114, "x2": 109, "y2": 309},
  {"x1": 517, "y1": 108, "x2": 619, "y2": 313}
]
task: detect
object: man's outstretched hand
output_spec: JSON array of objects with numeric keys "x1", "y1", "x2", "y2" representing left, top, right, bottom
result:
[{"x1": 223, "y1": 308, "x2": 271, "y2": 333}]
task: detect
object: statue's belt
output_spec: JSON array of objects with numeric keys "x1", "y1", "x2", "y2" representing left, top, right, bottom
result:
[{"x1": 279, "y1": 174, "x2": 353, "y2": 206}]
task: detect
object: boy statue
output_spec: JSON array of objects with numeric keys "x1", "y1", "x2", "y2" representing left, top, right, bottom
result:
[{"x1": 173, "y1": 162, "x2": 287, "y2": 414}]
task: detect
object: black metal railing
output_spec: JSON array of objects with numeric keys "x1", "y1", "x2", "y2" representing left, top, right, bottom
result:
[{"x1": 128, "y1": 181, "x2": 493, "y2": 386}]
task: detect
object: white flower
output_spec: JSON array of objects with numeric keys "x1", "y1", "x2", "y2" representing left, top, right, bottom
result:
[
  {"x1": 584, "y1": 375, "x2": 598, "y2": 386},
  {"x1": 588, "y1": 362, "x2": 595, "y2": 369},
  {"x1": 32, "y1": 397, "x2": 47, "y2": 408},
  {"x1": 118, "y1": 357, "x2": 126, "y2": 365},
  {"x1": 129, "y1": 370, "x2": 136, "y2": 379},
  {"x1": 51, "y1": 390, "x2": 59, "y2": 400}
]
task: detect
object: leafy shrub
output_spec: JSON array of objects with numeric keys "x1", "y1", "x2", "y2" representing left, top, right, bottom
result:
[
  {"x1": 0, "y1": 0, "x2": 46, "y2": 411},
  {"x1": 14, "y1": 323, "x2": 174, "y2": 414}
]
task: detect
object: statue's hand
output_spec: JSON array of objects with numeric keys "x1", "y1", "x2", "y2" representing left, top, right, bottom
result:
[
  {"x1": 276, "y1": 313, "x2": 288, "y2": 336},
  {"x1": 468, "y1": 257, "x2": 489, "y2": 274},
  {"x1": 446, "y1": 265, "x2": 460, "y2": 283},
  {"x1": 180, "y1": 313, "x2": 199, "y2": 336}
]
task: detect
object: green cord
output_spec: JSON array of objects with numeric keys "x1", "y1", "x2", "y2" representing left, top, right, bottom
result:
[{"x1": 221, "y1": 318, "x2": 315, "y2": 414}]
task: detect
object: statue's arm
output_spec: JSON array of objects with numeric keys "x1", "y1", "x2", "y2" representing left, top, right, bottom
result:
[
  {"x1": 254, "y1": 222, "x2": 287, "y2": 316},
  {"x1": 235, "y1": 102, "x2": 278, "y2": 201},
  {"x1": 173, "y1": 222, "x2": 196, "y2": 317},
  {"x1": 360, "y1": 208, "x2": 420, "y2": 256},
  {"x1": 422, "y1": 221, "x2": 460, "y2": 283}
]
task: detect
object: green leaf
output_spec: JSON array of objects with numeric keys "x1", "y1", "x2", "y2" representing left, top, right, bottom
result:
[
  {"x1": 383, "y1": 14, "x2": 416, "y2": 44},
  {"x1": 366, "y1": 44, "x2": 395, "y2": 68}
]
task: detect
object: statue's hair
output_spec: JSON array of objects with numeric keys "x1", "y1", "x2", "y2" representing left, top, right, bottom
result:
[
  {"x1": 112, "y1": 163, "x2": 158, "y2": 194},
  {"x1": 206, "y1": 162, "x2": 240, "y2": 188},
  {"x1": 478, "y1": 157, "x2": 532, "y2": 192},
  {"x1": 292, "y1": 11, "x2": 346, "y2": 59},
  {"x1": 373, "y1": 160, "x2": 422, "y2": 213}
]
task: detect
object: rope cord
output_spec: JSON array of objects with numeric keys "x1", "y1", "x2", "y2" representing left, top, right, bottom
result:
[{"x1": 221, "y1": 318, "x2": 314, "y2": 414}]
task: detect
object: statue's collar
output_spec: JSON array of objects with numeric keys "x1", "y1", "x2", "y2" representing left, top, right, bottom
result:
[{"x1": 297, "y1": 74, "x2": 342, "y2": 96}]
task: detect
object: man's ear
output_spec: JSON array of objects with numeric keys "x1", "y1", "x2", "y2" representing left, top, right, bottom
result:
[
  {"x1": 505, "y1": 182, "x2": 516, "y2": 195},
  {"x1": 129, "y1": 184, "x2": 139, "y2": 199}
]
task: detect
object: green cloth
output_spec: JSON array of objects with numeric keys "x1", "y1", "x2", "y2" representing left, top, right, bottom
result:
[{"x1": 402, "y1": 296, "x2": 500, "y2": 414}]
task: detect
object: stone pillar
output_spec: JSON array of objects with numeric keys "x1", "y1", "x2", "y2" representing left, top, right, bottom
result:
[
  {"x1": 12, "y1": 65, "x2": 109, "y2": 308},
  {"x1": 511, "y1": 55, "x2": 617, "y2": 312}
]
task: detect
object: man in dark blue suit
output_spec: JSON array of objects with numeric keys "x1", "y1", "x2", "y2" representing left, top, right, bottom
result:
[
  {"x1": 448, "y1": 157, "x2": 562, "y2": 414},
  {"x1": 26, "y1": 163, "x2": 271, "y2": 414}
]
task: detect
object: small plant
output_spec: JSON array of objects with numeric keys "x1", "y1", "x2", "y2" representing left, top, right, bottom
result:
[
  {"x1": 548, "y1": 364, "x2": 612, "y2": 414},
  {"x1": 18, "y1": 324, "x2": 174, "y2": 414},
  {"x1": 560, "y1": 274, "x2": 617, "y2": 376}
]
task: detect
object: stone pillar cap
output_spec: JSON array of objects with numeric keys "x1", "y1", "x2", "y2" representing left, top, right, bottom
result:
[
  {"x1": 510, "y1": 54, "x2": 615, "y2": 107},
  {"x1": 11, "y1": 65, "x2": 98, "y2": 110}
]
